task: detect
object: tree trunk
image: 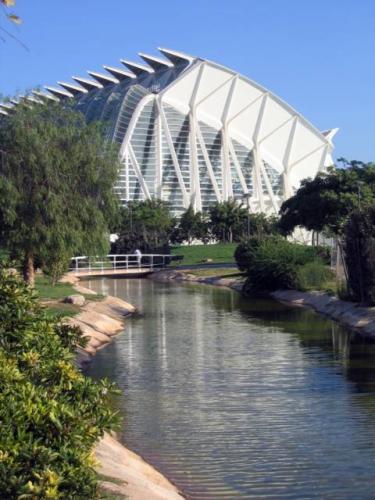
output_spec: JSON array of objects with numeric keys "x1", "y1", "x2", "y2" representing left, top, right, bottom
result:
[{"x1": 23, "y1": 253, "x2": 35, "y2": 287}]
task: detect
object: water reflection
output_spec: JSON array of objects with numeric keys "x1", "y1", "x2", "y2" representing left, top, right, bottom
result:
[{"x1": 85, "y1": 279, "x2": 375, "y2": 499}]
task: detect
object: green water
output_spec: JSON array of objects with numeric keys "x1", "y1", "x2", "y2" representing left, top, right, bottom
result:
[{"x1": 85, "y1": 278, "x2": 375, "y2": 499}]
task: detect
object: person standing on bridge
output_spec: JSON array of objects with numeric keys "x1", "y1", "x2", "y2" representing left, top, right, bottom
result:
[{"x1": 134, "y1": 248, "x2": 142, "y2": 268}]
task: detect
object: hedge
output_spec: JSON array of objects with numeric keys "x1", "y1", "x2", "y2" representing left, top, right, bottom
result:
[{"x1": 0, "y1": 264, "x2": 118, "y2": 498}]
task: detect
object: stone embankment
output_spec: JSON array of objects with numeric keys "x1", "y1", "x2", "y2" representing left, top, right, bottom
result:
[
  {"x1": 60, "y1": 272, "x2": 185, "y2": 500},
  {"x1": 150, "y1": 269, "x2": 244, "y2": 292},
  {"x1": 271, "y1": 290, "x2": 375, "y2": 338},
  {"x1": 151, "y1": 270, "x2": 375, "y2": 339}
]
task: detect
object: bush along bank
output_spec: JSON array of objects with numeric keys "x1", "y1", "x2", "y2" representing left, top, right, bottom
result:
[
  {"x1": 0, "y1": 265, "x2": 119, "y2": 498},
  {"x1": 234, "y1": 235, "x2": 332, "y2": 296}
]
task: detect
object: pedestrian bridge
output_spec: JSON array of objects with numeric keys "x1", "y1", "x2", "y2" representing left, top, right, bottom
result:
[{"x1": 70, "y1": 254, "x2": 171, "y2": 278}]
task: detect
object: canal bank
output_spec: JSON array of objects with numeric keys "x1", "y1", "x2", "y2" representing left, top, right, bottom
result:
[
  {"x1": 60, "y1": 273, "x2": 185, "y2": 500},
  {"x1": 150, "y1": 269, "x2": 375, "y2": 340},
  {"x1": 85, "y1": 277, "x2": 375, "y2": 499}
]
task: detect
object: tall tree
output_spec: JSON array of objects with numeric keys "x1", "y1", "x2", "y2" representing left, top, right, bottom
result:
[
  {"x1": 278, "y1": 165, "x2": 375, "y2": 236},
  {"x1": 112, "y1": 199, "x2": 175, "y2": 254},
  {"x1": 208, "y1": 200, "x2": 249, "y2": 243},
  {"x1": 171, "y1": 205, "x2": 208, "y2": 244},
  {"x1": 344, "y1": 207, "x2": 375, "y2": 305},
  {"x1": 0, "y1": 101, "x2": 120, "y2": 285}
]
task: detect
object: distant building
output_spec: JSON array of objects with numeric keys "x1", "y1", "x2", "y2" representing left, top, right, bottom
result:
[{"x1": 1, "y1": 48, "x2": 337, "y2": 217}]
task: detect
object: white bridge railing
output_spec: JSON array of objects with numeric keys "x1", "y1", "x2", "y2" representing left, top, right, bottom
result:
[{"x1": 70, "y1": 254, "x2": 171, "y2": 274}]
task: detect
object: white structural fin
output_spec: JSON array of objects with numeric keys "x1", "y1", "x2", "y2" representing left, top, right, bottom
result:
[
  {"x1": 26, "y1": 96, "x2": 44, "y2": 104},
  {"x1": 121, "y1": 59, "x2": 154, "y2": 76},
  {"x1": 58, "y1": 81, "x2": 88, "y2": 95},
  {"x1": 321, "y1": 128, "x2": 339, "y2": 144},
  {"x1": 138, "y1": 52, "x2": 173, "y2": 71},
  {"x1": 0, "y1": 108, "x2": 8, "y2": 115},
  {"x1": 103, "y1": 65, "x2": 135, "y2": 81},
  {"x1": 32, "y1": 90, "x2": 59, "y2": 102},
  {"x1": 0, "y1": 103, "x2": 14, "y2": 111},
  {"x1": 45, "y1": 86, "x2": 73, "y2": 99},
  {"x1": 158, "y1": 47, "x2": 194, "y2": 65},
  {"x1": 72, "y1": 76, "x2": 103, "y2": 90},
  {"x1": 87, "y1": 71, "x2": 118, "y2": 86}
]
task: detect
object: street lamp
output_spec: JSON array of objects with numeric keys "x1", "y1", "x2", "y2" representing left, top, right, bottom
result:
[
  {"x1": 357, "y1": 181, "x2": 365, "y2": 211},
  {"x1": 242, "y1": 192, "x2": 251, "y2": 238}
]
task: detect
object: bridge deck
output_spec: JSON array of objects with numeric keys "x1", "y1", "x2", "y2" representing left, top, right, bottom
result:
[{"x1": 71, "y1": 268, "x2": 155, "y2": 278}]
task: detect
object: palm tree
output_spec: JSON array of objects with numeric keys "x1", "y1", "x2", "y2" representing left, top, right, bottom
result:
[{"x1": 208, "y1": 199, "x2": 248, "y2": 243}]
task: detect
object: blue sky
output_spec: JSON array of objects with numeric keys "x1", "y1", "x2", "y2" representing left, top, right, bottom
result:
[{"x1": 1, "y1": 0, "x2": 374, "y2": 162}]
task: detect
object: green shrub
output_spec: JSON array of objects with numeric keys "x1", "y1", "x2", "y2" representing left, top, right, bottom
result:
[
  {"x1": 0, "y1": 264, "x2": 118, "y2": 498},
  {"x1": 313, "y1": 245, "x2": 331, "y2": 265},
  {"x1": 296, "y1": 261, "x2": 333, "y2": 291},
  {"x1": 235, "y1": 236, "x2": 326, "y2": 295}
]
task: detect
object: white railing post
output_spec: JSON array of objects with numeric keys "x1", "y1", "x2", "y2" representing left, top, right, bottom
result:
[{"x1": 71, "y1": 253, "x2": 171, "y2": 274}]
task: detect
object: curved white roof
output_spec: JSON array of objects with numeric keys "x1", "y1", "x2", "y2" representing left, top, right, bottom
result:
[{"x1": 1, "y1": 47, "x2": 336, "y2": 218}]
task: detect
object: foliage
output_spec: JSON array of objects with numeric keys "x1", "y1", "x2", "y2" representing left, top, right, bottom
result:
[
  {"x1": 296, "y1": 261, "x2": 334, "y2": 291},
  {"x1": 278, "y1": 163, "x2": 375, "y2": 236},
  {"x1": 171, "y1": 243, "x2": 237, "y2": 266},
  {"x1": 1, "y1": 0, "x2": 22, "y2": 25},
  {"x1": 235, "y1": 236, "x2": 324, "y2": 294},
  {"x1": 246, "y1": 212, "x2": 279, "y2": 238},
  {"x1": 0, "y1": 101, "x2": 120, "y2": 285},
  {"x1": 207, "y1": 200, "x2": 278, "y2": 243},
  {"x1": 0, "y1": 263, "x2": 118, "y2": 498},
  {"x1": 207, "y1": 200, "x2": 248, "y2": 243},
  {"x1": 343, "y1": 207, "x2": 375, "y2": 305},
  {"x1": 112, "y1": 199, "x2": 175, "y2": 254},
  {"x1": 171, "y1": 205, "x2": 208, "y2": 244}
]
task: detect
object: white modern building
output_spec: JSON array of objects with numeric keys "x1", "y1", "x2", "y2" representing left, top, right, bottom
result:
[{"x1": 1, "y1": 48, "x2": 337, "y2": 217}]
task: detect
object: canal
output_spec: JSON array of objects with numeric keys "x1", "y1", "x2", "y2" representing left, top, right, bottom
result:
[{"x1": 85, "y1": 278, "x2": 375, "y2": 499}]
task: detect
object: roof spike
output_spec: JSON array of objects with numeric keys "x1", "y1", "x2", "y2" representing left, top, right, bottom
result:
[
  {"x1": 26, "y1": 96, "x2": 44, "y2": 105},
  {"x1": 103, "y1": 65, "x2": 136, "y2": 81},
  {"x1": 58, "y1": 81, "x2": 88, "y2": 95},
  {"x1": 87, "y1": 71, "x2": 118, "y2": 86},
  {"x1": 0, "y1": 103, "x2": 14, "y2": 111},
  {"x1": 120, "y1": 59, "x2": 154, "y2": 76},
  {"x1": 45, "y1": 86, "x2": 73, "y2": 99},
  {"x1": 138, "y1": 52, "x2": 173, "y2": 71},
  {"x1": 32, "y1": 90, "x2": 59, "y2": 102},
  {"x1": 72, "y1": 76, "x2": 102, "y2": 90},
  {"x1": 157, "y1": 47, "x2": 194, "y2": 65},
  {"x1": 321, "y1": 128, "x2": 339, "y2": 143}
]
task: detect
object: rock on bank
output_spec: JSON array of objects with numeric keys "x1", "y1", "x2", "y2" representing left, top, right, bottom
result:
[
  {"x1": 149, "y1": 269, "x2": 244, "y2": 292},
  {"x1": 97, "y1": 433, "x2": 184, "y2": 499},
  {"x1": 271, "y1": 290, "x2": 375, "y2": 338}
]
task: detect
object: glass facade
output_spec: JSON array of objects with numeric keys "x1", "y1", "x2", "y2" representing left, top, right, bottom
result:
[{"x1": 12, "y1": 48, "x2": 332, "y2": 217}]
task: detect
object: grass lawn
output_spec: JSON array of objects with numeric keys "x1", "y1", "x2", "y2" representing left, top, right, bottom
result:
[
  {"x1": 42, "y1": 303, "x2": 80, "y2": 319},
  {"x1": 35, "y1": 275, "x2": 104, "y2": 301},
  {"x1": 35, "y1": 275, "x2": 76, "y2": 300},
  {"x1": 171, "y1": 243, "x2": 237, "y2": 266}
]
